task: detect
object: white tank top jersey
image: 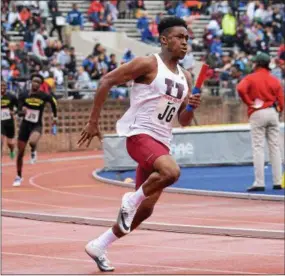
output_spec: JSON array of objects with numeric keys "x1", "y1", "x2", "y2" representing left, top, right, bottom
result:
[{"x1": 116, "y1": 54, "x2": 189, "y2": 148}]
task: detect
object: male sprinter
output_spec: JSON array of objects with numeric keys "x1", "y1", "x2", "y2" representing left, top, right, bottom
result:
[
  {"x1": 78, "y1": 17, "x2": 201, "y2": 272},
  {"x1": 1, "y1": 80, "x2": 18, "y2": 159},
  {"x1": 13, "y1": 74, "x2": 58, "y2": 187}
]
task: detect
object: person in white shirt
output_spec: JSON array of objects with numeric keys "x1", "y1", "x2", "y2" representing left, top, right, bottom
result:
[
  {"x1": 78, "y1": 17, "x2": 201, "y2": 272},
  {"x1": 38, "y1": 1, "x2": 49, "y2": 24},
  {"x1": 7, "y1": 4, "x2": 21, "y2": 29}
]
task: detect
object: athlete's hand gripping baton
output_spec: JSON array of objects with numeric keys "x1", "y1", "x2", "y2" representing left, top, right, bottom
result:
[{"x1": 186, "y1": 63, "x2": 209, "y2": 112}]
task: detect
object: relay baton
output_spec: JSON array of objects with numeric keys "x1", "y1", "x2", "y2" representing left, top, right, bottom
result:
[
  {"x1": 52, "y1": 124, "x2": 57, "y2": 136},
  {"x1": 186, "y1": 63, "x2": 209, "y2": 112}
]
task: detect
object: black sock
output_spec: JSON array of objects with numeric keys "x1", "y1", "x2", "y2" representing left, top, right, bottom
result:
[{"x1": 30, "y1": 144, "x2": 36, "y2": 153}]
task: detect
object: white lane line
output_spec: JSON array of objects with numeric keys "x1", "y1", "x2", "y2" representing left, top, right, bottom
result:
[
  {"x1": 2, "y1": 252, "x2": 265, "y2": 274},
  {"x1": 28, "y1": 165, "x2": 119, "y2": 201},
  {"x1": 1, "y1": 154, "x2": 103, "y2": 167},
  {"x1": 2, "y1": 198, "x2": 116, "y2": 212}
]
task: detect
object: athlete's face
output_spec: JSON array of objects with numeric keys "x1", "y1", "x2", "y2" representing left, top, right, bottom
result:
[
  {"x1": 161, "y1": 26, "x2": 189, "y2": 59},
  {"x1": 31, "y1": 77, "x2": 42, "y2": 92},
  {"x1": 1, "y1": 82, "x2": 7, "y2": 95}
]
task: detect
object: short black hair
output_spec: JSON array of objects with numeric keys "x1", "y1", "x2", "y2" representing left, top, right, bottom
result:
[
  {"x1": 30, "y1": 73, "x2": 44, "y2": 84},
  {"x1": 158, "y1": 16, "x2": 187, "y2": 36}
]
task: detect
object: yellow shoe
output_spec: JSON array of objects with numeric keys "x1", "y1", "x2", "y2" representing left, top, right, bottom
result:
[{"x1": 281, "y1": 173, "x2": 285, "y2": 189}]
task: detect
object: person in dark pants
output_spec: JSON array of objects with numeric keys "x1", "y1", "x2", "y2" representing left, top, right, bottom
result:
[
  {"x1": 1, "y1": 81, "x2": 18, "y2": 159},
  {"x1": 49, "y1": 7, "x2": 63, "y2": 42},
  {"x1": 13, "y1": 74, "x2": 58, "y2": 187},
  {"x1": 237, "y1": 52, "x2": 284, "y2": 192}
]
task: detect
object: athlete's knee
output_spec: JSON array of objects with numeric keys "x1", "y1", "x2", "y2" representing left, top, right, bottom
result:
[
  {"x1": 17, "y1": 149, "x2": 24, "y2": 158},
  {"x1": 160, "y1": 165, "x2": 180, "y2": 184}
]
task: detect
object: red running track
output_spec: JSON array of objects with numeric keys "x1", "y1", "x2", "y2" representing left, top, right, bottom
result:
[{"x1": 1, "y1": 151, "x2": 285, "y2": 274}]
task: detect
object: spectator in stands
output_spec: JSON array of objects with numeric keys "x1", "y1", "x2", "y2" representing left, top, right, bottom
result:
[
  {"x1": 38, "y1": 1, "x2": 49, "y2": 25},
  {"x1": 50, "y1": 6, "x2": 64, "y2": 42},
  {"x1": 57, "y1": 45, "x2": 71, "y2": 68},
  {"x1": 65, "y1": 46, "x2": 77, "y2": 74},
  {"x1": 88, "y1": 0, "x2": 104, "y2": 24},
  {"x1": 108, "y1": 53, "x2": 118, "y2": 72},
  {"x1": 155, "y1": 12, "x2": 163, "y2": 24},
  {"x1": 149, "y1": 18, "x2": 159, "y2": 44},
  {"x1": 89, "y1": 56, "x2": 101, "y2": 80},
  {"x1": 23, "y1": 25, "x2": 35, "y2": 52},
  {"x1": 246, "y1": 0, "x2": 256, "y2": 22},
  {"x1": 93, "y1": 43, "x2": 104, "y2": 57},
  {"x1": 65, "y1": 4, "x2": 84, "y2": 45},
  {"x1": 32, "y1": 27, "x2": 47, "y2": 61},
  {"x1": 117, "y1": 0, "x2": 128, "y2": 19},
  {"x1": 137, "y1": 10, "x2": 149, "y2": 31},
  {"x1": 221, "y1": 9, "x2": 237, "y2": 47},
  {"x1": 210, "y1": 35, "x2": 223, "y2": 57},
  {"x1": 48, "y1": 0, "x2": 58, "y2": 12},
  {"x1": 96, "y1": 11, "x2": 114, "y2": 31},
  {"x1": 121, "y1": 48, "x2": 135, "y2": 64},
  {"x1": 270, "y1": 58, "x2": 284, "y2": 82},
  {"x1": 207, "y1": 14, "x2": 222, "y2": 37},
  {"x1": 106, "y1": 0, "x2": 119, "y2": 22},
  {"x1": 82, "y1": 54, "x2": 94, "y2": 74},
  {"x1": 175, "y1": 0, "x2": 191, "y2": 19},
  {"x1": 97, "y1": 53, "x2": 108, "y2": 77},
  {"x1": 19, "y1": 7, "x2": 31, "y2": 27},
  {"x1": 272, "y1": 6, "x2": 283, "y2": 44},
  {"x1": 50, "y1": 62, "x2": 64, "y2": 87},
  {"x1": 6, "y1": 4, "x2": 20, "y2": 31},
  {"x1": 75, "y1": 66, "x2": 92, "y2": 90},
  {"x1": 39, "y1": 64, "x2": 50, "y2": 79}
]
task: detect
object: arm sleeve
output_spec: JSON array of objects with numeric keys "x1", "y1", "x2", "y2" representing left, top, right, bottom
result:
[
  {"x1": 276, "y1": 83, "x2": 284, "y2": 112},
  {"x1": 47, "y1": 94, "x2": 58, "y2": 118},
  {"x1": 237, "y1": 78, "x2": 253, "y2": 106}
]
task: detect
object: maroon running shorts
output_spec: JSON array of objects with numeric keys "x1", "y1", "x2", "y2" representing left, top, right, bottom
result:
[{"x1": 126, "y1": 134, "x2": 170, "y2": 173}]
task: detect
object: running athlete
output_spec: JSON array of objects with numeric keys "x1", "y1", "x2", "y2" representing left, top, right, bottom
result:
[
  {"x1": 1, "y1": 81, "x2": 18, "y2": 159},
  {"x1": 13, "y1": 74, "x2": 58, "y2": 187},
  {"x1": 78, "y1": 17, "x2": 201, "y2": 272}
]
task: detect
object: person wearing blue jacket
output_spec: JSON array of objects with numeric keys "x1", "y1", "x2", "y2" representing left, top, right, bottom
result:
[{"x1": 65, "y1": 4, "x2": 84, "y2": 45}]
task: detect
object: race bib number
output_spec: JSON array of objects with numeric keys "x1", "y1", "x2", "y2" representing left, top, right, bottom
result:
[
  {"x1": 25, "y1": 109, "x2": 40, "y2": 123},
  {"x1": 151, "y1": 97, "x2": 180, "y2": 126},
  {"x1": 1, "y1": 108, "x2": 11, "y2": 121}
]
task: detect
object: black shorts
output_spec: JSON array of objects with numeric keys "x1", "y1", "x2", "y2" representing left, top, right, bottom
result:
[
  {"x1": 1, "y1": 119, "x2": 15, "y2": 139},
  {"x1": 18, "y1": 121, "x2": 43, "y2": 143}
]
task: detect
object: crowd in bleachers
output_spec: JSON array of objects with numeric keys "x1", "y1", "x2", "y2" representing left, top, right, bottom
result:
[
  {"x1": 134, "y1": 1, "x2": 284, "y2": 97},
  {"x1": 1, "y1": 0, "x2": 285, "y2": 100}
]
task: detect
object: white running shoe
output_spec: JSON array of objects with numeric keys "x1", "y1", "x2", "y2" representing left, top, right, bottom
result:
[
  {"x1": 30, "y1": 151, "x2": 37, "y2": 164},
  {"x1": 117, "y1": 192, "x2": 138, "y2": 234},
  {"x1": 85, "y1": 240, "x2": 115, "y2": 272},
  {"x1": 13, "y1": 176, "x2": 22, "y2": 187}
]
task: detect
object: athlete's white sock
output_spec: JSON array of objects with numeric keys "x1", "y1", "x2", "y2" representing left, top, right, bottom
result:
[
  {"x1": 128, "y1": 185, "x2": 147, "y2": 208},
  {"x1": 94, "y1": 228, "x2": 118, "y2": 250}
]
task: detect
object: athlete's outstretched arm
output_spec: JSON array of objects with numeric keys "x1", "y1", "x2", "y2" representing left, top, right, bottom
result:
[
  {"x1": 77, "y1": 56, "x2": 153, "y2": 147},
  {"x1": 88, "y1": 56, "x2": 151, "y2": 123},
  {"x1": 178, "y1": 70, "x2": 200, "y2": 126}
]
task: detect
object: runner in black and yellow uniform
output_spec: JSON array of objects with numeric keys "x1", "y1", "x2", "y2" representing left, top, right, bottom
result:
[
  {"x1": 13, "y1": 74, "x2": 58, "y2": 187},
  {"x1": 1, "y1": 81, "x2": 18, "y2": 159}
]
